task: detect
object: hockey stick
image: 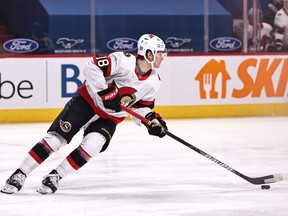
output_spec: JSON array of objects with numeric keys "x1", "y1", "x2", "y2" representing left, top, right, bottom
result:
[{"x1": 120, "y1": 105, "x2": 283, "y2": 185}]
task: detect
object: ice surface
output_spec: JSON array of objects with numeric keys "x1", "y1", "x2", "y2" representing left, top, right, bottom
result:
[{"x1": 0, "y1": 117, "x2": 287, "y2": 216}]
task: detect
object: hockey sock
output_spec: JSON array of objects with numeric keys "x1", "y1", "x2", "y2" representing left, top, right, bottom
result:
[
  {"x1": 56, "y1": 132, "x2": 106, "y2": 178},
  {"x1": 20, "y1": 139, "x2": 54, "y2": 174},
  {"x1": 56, "y1": 146, "x2": 90, "y2": 178}
]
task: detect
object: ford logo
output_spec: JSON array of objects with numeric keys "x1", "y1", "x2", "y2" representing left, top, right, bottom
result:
[
  {"x1": 210, "y1": 37, "x2": 242, "y2": 51},
  {"x1": 3, "y1": 38, "x2": 39, "y2": 53},
  {"x1": 107, "y1": 38, "x2": 137, "y2": 52}
]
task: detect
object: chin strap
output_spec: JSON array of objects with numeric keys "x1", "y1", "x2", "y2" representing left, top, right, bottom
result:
[{"x1": 144, "y1": 53, "x2": 155, "y2": 69}]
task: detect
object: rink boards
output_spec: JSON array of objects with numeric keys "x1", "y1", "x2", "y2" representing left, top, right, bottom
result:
[{"x1": 0, "y1": 54, "x2": 287, "y2": 122}]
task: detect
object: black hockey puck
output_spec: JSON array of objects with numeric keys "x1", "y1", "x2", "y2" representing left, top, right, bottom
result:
[{"x1": 261, "y1": 185, "x2": 270, "y2": 189}]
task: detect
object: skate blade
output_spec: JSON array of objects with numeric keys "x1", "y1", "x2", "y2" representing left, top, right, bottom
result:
[
  {"x1": 36, "y1": 185, "x2": 53, "y2": 194},
  {"x1": 1, "y1": 184, "x2": 18, "y2": 194}
]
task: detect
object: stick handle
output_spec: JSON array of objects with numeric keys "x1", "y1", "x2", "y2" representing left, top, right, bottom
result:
[{"x1": 120, "y1": 105, "x2": 152, "y2": 126}]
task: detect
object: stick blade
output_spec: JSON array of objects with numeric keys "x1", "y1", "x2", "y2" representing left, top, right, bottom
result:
[
  {"x1": 264, "y1": 174, "x2": 283, "y2": 184},
  {"x1": 246, "y1": 174, "x2": 283, "y2": 185}
]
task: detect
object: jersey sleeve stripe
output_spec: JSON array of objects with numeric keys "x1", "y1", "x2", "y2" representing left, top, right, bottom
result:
[
  {"x1": 132, "y1": 100, "x2": 155, "y2": 109},
  {"x1": 92, "y1": 55, "x2": 112, "y2": 77}
]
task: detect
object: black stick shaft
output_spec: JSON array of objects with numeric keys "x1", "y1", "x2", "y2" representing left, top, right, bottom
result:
[{"x1": 165, "y1": 131, "x2": 253, "y2": 183}]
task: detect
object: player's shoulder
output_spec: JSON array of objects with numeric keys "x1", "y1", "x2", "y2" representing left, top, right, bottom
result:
[
  {"x1": 110, "y1": 51, "x2": 135, "y2": 60},
  {"x1": 247, "y1": 24, "x2": 253, "y2": 32},
  {"x1": 109, "y1": 52, "x2": 136, "y2": 68},
  {"x1": 275, "y1": 8, "x2": 287, "y2": 18},
  {"x1": 262, "y1": 22, "x2": 272, "y2": 31}
]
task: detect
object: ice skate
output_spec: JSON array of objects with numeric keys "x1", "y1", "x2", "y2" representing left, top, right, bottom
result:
[
  {"x1": 1, "y1": 169, "x2": 27, "y2": 194},
  {"x1": 36, "y1": 169, "x2": 61, "y2": 194}
]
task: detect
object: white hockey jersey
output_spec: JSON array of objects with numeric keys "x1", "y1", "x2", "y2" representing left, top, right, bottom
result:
[
  {"x1": 274, "y1": 8, "x2": 288, "y2": 46},
  {"x1": 78, "y1": 52, "x2": 162, "y2": 125},
  {"x1": 247, "y1": 22, "x2": 273, "y2": 51}
]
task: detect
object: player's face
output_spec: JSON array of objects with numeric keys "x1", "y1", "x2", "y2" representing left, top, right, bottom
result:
[{"x1": 153, "y1": 51, "x2": 166, "y2": 68}]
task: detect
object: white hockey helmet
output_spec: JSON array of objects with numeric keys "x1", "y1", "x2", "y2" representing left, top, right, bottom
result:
[
  {"x1": 248, "y1": 8, "x2": 263, "y2": 24},
  {"x1": 282, "y1": 0, "x2": 288, "y2": 11},
  {"x1": 137, "y1": 34, "x2": 166, "y2": 64}
]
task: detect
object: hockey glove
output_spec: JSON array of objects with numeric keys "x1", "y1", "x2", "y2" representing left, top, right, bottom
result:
[
  {"x1": 143, "y1": 112, "x2": 168, "y2": 138},
  {"x1": 97, "y1": 84, "x2": 121, "y2": 112}
]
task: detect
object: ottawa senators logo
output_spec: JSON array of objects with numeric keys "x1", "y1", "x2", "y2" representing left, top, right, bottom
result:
[
  {"x1": 118, "y1": 87, "x2": 137, "y2": 107},
  {"x1": 60, "y1": 119, "x2": 72, "y2": 132},
  {"x1": 120, "y1": 94, "x2": 136, "y2": 107}
]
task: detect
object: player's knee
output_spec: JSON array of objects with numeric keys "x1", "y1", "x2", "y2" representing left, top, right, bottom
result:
[
  {"x1": 42, "y1": 132, "x2": 67, "y2": 151},
  {"x1": 80, "y1": 132, "x2": 106, "y2": 157},
  {"x1": 83, "y1": 118, "x2": 116, "y2": 153}
]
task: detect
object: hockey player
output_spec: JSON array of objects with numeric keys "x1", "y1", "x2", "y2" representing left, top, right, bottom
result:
[
  {"x1": 247, "y1": 8, "x2": 273, "y2": 51},
  {"x1": 1, "y1": 34, "x2": 168, "y2": 194},
  {"x1": 273, "y1": 0, "x2": 288, "y2": 51}
]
